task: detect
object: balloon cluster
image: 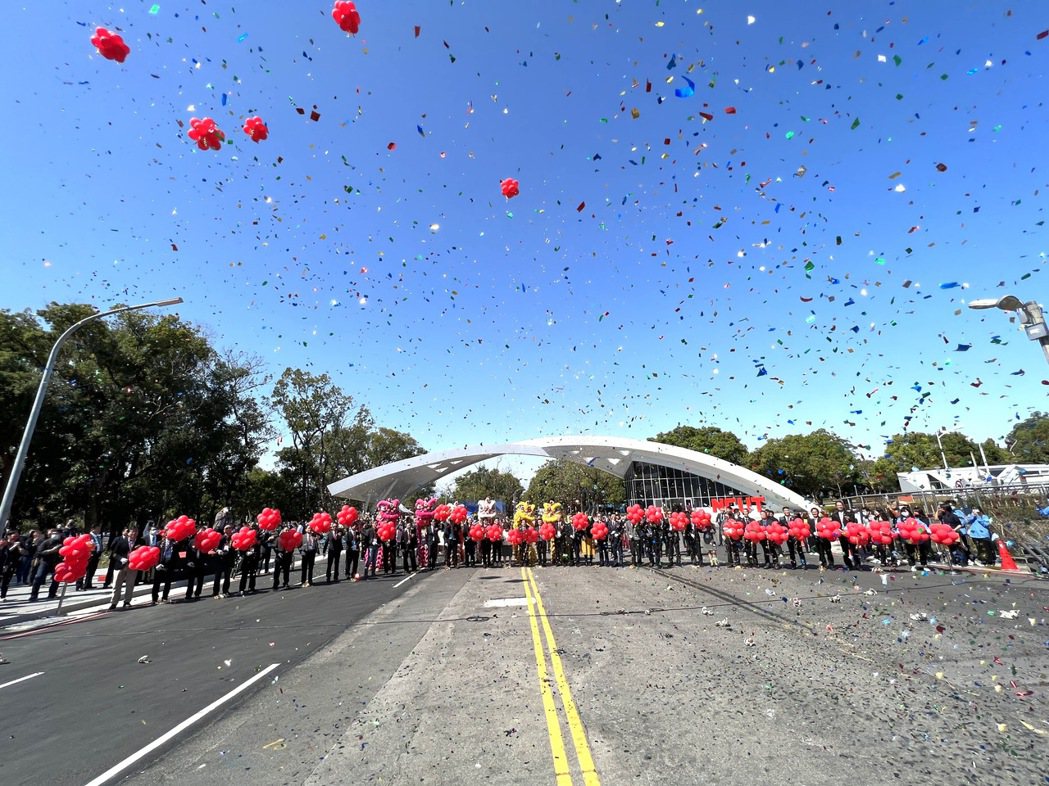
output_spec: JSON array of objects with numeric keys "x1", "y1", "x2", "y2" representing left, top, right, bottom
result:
[
  {"x1": 128, "y1": 545, "x2": 160, "y2": 572},
  {"x1": 500, "y1": 177, "x2": 520, "y2": 199},
  {"x1": 645, "y1": 505, "x2": 664, "y2": 525},
  {"x1": 507, "y1": 528, "x2": 523, "y2": 547},
  {"x1": 188, "y1": 117, "x2": 225, "y2": 151},
  {"x1": 765, "y1": 521, "x2": 789, "y2": 545},
  {"x1": 194, "y1": 527, "x2": 222, "y2": 553},
  {"x1": 469, "y1": 524, "x2": 485, "y2": 542},
  {"x1": 690, "y1": 510, "x2": 712, "y2": 531},
  {"x1": 257, "y1": 508, "x2": 282, "y2": 531},
  {"x1": 433, "y1": 503, "x2": 452, "y2": 522},
  {"x1": 868, "y1": 520, "x2": 894, "y2": 546},
  {"x1": 331, "y1": 1, "x2": 361, "y2": 34},
  {"x1": 722, "y1": 518, "x2": 745, "y2": 541},
  {"x1": 625, "y1": 504, "x2": 644, "y2": 525},
  {"x1": 91, "y1": 27, "x2": 130, "y2": 62},
  {"x1": 449, "y1": 504, "x2": 468, "y2": 525},
  {"x1": 278, "y1": 529, "x2": 303, "y2": 552},
  {"x1": 523, "y1": 527, "x2": 539, "y2": 544},
  {"x1": 788, "y1": 517, "x2": 811, "y2": 541},
  {"x1": 897, "y1": 517, "x2": 929, "y2": 544},
  {"x1": 164, "y1": 515, "x2": 197, "y2": 543},
  {"x1": 231, "y1": 526, "x2": 257, "y2": 552},
  {"x1": 54, "y1": 534, "x2": 96, "y2": 583},
  {"x1": 591, "y1": 520, "x2": 609, "y2": 540},
  {"x1": 571, "y1": 512, "x2": 589, "y2": 531},
  {"x1": 815, "y1": 517, "x2": 841, "y2": 540},
  {"x1": 845, "y1": 521, "x2": 869, "y2": 547},
  {"x1": 669, "y1": 512, "x2": 688, "y2": 532},
  {"x1": 486, "y1": 524, "x2": 503, "y2": 542},
  {"x1": 538, "y1": 522, "x2": 556, "y2": 541},
  {"x1": 337, "y1": 505, "x2": 359, "y2": 528},
  {"x1": 930, "y1": 523, "x2": 960, "y2": 546},
  {"x1": 242, "y1": 116, "x2": 269, "y2": 142},
  {"x1": 309, "y1": 511, "x2": 333, "y2": 535},
  {"x1": 743, "y1": 520, "x2": 766, "y2": 542}
]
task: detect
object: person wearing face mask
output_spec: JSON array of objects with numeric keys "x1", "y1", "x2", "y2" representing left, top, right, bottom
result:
[{"x1": 809, "y1": 507, "x2": 834, "y2": 569}]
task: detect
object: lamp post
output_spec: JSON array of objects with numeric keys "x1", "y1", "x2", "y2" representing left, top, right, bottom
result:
[
  {"x1": 0, "y1": 297, "x2": 184, "y2": 529},
  {"x1": 968, "y1": 294, "x2": 1049, "y2": 364}
]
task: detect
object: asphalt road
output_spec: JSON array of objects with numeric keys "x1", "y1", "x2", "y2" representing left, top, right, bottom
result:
[{"x1": 0, "y1": 568, "x2": 441, "y2": 786}]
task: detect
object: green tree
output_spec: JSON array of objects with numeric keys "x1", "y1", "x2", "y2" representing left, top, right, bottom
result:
[
  {"x1": 1007, "y1": 412, "x2": 1049, "y2": 463},
  {"x1": 650, "y1": 425, "x2": 748, "y2": 465},
  {"x1": 874, "y1": 431, "x2": 979, "y2": 475},
  {"x1": 525, "y1": 457, "x2": 625, "y2": 512},
  {"x1": 979, "y1": 438, "x2": 1013, "y2": 465},
  {"x1": 749, "y1": 430, "x2": 859, "y2": 500},
  {"x1": 450, "y1": 466, "x2": 524, "y2": 506}
]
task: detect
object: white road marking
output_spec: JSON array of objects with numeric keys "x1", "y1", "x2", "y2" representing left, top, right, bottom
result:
[
  {"x1": 0, "y1": 671, "x2": 44, "y2": 690},
  {"x1": 483, "y1": 597, "x2": 529, "y2": 608},
  {"x1": 83, "y1": 662, "x2": 281, "y2": 786},
  {"x1": 393, "y1": 572, "x2": 417, "y2": 589}
]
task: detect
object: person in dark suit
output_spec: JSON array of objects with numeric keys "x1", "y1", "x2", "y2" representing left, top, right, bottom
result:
[
  {"x1": 325, "y1": 527, "x2": 344, "y2": 583},
  {"x1": 237, "y1": 528, "x2": 260, "y2": 595},
  {"x1": 212, "y1": 525, "x2": 236, "y2": 597},
  {"x1": 832, "y1": 500, "x2": 860, "y2": 571},
  {"x1": 151, "y1": 536, "x2": 180, "y2": 604},
  {"x1": 344, "y1": 524, "x2": 360, "y2": 579},
  {"x1": 108, "y1": 528, "x2": 145, "y2": 610},
  {"x1": 75, "y1": 525, "x2": 104, "y2": 591}
]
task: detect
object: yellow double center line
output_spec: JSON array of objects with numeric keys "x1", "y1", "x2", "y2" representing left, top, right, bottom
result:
[{"x1": 522, "y1": 567, "x2": 600, "y2": 786}]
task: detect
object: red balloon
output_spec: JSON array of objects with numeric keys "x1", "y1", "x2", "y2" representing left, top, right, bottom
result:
[
  {"x1": 449, "y1": 505, "x2": 468, "y2": 525},
  {"x1": 867, "y1": 520, "x2": 893, "y2": 546},
  {"x1": 256, "y1": 508, "x2": 282, "y2": 532},
  {"x1": 626, "y1": 504, "x2": 644, "y2": 525},
  {"x1": 487, "y1": 524, "x2": 504, "y2": 542},
  {"x1": 930, "y1": 522, "x2": 960, "y2": 546},
  {"x1": 91, "y1": 27, "x2": 130, "y2": 63},
  {"x1": 500, "y1": 177, "x2": 520, "y2": 199},
  {"x1": 690, "y1": 510, "x2": 712, "y2": 531},
  {"x1": 164, "y1": 515, "x2": 197, "y2": 543},
  {"x1": 571, "y1": 512, "x2": 589, "y2": 531},
  {"x1": 898, "y1": 517, "x2": 928, "y2": 544},
  {"x1": 309, "y1": 512, "x2": 333, "y2": 535},
  {"x1": 55, "y1": 562, "x2": 87, "y2": 584},
  {"x1": 669, "y1": 512, "x2": 688, "y2": 532},
  {"x1": 766, "y1": 522, "x2": 789, "y2": 545},
  {"x1": 507, "y1": 529, "x2": 523, "y2": 546},
  {"x1": 194, "y1": 527, "x2": 222, "y2": 553},
  {"x1": 278, "y1": 530, "x2": 303, "y2": 552},
  {"x1": 434, "y1": 504, "x2": 452, "y2": 522},
  {"x1": 128, "y1": 545, "x2": 161, "y2": 572},
  {"x1": 788, "y1": 517, "x2": 811, "y2": 540},
  {"x1": 845, "y1": 521, "x2": 869, "y2": 547},
  {"x1": 337, "y1": 505, "x2": 358, "y2": 527},
  {"x1": 744, "y1": 520, "x2": 766, "y2": 542},
  {"x1": 332, "y1": 1, "x2": 361, "y2": 34},
  {"x1": 815, "y1": 517, "x2": 841, "y2": 541},
  {"x1": 722, "y1": 518, "x2": 745, "y2": 541},
  {"x1": 242, "y1": 116, "x2": 268, "y2": 142},
  {"x1": 187, "y1": 117, "x2": 225, "y2": 151},
  {"x1": 469, "y1": 524, "x2": 485, "y2": 542},
  {"x1": 231, "y1": 526, "x2": 257, "y2": 552},
  {"x1": 538, "y1": 522, "x2": 556, "y2": 541},
  {"x1": 524, "y1": 526, "x2": 539, "y2": 544},
  {"x1": 645, "y1": 505, "x2": 664, "y2": 524},
  {"x1": 591, "y1": 521, "x2": 609, "y2": 540}
]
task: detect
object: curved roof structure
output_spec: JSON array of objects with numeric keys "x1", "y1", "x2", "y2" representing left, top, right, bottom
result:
[{"x1": 327, "y1": 435, "x2": 810, "y2": 511}]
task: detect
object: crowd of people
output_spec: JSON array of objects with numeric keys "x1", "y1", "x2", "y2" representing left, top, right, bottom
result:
[{"x1": 0, "y1": 498, "x2": 1002, "y2": 612}]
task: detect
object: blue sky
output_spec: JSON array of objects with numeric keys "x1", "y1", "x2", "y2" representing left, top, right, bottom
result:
[{"x1": 2, "y1": 0, "x2": 1046, "y2": 470}]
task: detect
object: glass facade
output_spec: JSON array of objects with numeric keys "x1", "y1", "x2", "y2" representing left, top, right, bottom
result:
[{"x1": 625, "y1": 461, "x2": 749, "y2": 510}]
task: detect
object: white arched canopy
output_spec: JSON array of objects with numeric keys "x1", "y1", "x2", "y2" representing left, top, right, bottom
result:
[{"x1": 327, "y1": 435, "x2": 810, "y2": 511}]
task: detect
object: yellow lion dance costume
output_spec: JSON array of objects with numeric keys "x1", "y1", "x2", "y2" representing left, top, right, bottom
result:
[
  {"x1": 513, "y1": 501, "x2": 536, "y2": 528},
  {"x1": 541, "y1": 501, "x2": 562, "y2": 525}
]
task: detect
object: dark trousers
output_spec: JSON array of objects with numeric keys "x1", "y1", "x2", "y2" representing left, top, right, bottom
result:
[
  {"x1": 481, "y1": 540, "x2": 493, "y2": 567},
  {"x1": 725, "y1": 539, "x2": 742, "y2": 565},
  {"x1": 536, "y1": 540, "x2": 547, "y2": 566},
  {"x1": 300, "y1": 550, "x2": 316, "y2": 584},
  {"x1": 402, "y1": 544, "x2": 417, "y2": 572},
  {"x1": 761, "y1": 541, "x2": 780, "y2": 567},
  {"x1": 492, "y1": 542, "x2": 503, "y2": 565},
  {"x1": 345, "y1": 549, "x2": 359, "y2": 578},
  {"x1": 151, "y1": 568, "x2": 173, "y2": 602},
  {"x1": 239, "y1": 560, "x2": 257, "y2": 593},
  {"x1": 630, "y1": 539, "x2": 643, "y2": 566},
  {"x1": 814, "y1": 539, "x2": 835, "y2": 567},
  {"x1": 364, "y1": 545, "x2": 379, "y2": 576},
  {"x1": 648, "y1": 539, "x2": 662, "y2": 567},
  {"x1": 744, "y1": 540, "x2": 759, "y2": 566},
  {"x1": 260, "y1": 546, "x2": 272, "y2": 573},
  {"x1": 787, "y1": 538, "x2": 808, "y2": 567},
  {"x1": 905, "y1": 540, "x2": 931, "y2": 566},
  {"x1": 272, "y1": 552, "x2": 292, "y2": 588},
  {"x1": 17, "y1": 555, "x2": 32, "y2": 585},
  {"x1": 665, "y1": 536, "x2": 680, "y2": 566},
  {"x1": 464, "y1": 541, "x2": 475, "y2": 567},
  {"x1": 213, "y1": 562, "x2": 233, "y2": 595},
  {"x1": 382, "y1": 544, "x2": 396, "y2": 573},
  {"x1": 0, "y1": 572, "x2": 13, "y2": 598},
  {"x1": 78, "y1": 553, "x2": 101, "y2": 590},
  {"x1": 972, "y1": 538, "x2": 995, "y2": 565},
  {"x1": 327, "y1": 549, "x2": 342, "y2": 581},
  {"x1": 610, "y1": 539, "x2": 623, "y2": 566},
  {"x1": 444, "y1": 541, "x2": 459, "y2": 567},
  {"x1": 30, "y1": 562, "x2": 58, "y2": 601},
  {"x1": 838, "y1": 536, "x2": 860, "y2": 570}
]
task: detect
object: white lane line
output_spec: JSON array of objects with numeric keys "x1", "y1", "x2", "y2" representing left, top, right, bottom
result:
[
  {"x1": 393, "y1": 572, "x2": 417, "y2": 589},
  {"x1": 83, "y1": 662, "x2": 280, "y2": 786},
  {"x1": 0, "y1": 671, "x2": 44, "y2": 690}
]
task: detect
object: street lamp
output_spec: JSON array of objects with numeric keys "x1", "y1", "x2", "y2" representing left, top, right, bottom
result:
[
  {"x1": 968, "y1": 294, "x2": 1049, "y2": 364},
  {"x1": 0, "y1": 297, "x2": 184, "y2": 529}
]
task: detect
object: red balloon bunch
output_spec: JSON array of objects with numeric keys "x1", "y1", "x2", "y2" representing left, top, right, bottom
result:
[
  {"x1": 897, "y1": 517, "x2": 928, "y2": 544},
  {"x1": 500, "y1": 177, "x2": 520, "y2": 199},
  {"x1": 278, "y1": 529, "x2": 303, "y2": 552},
  {"x1": 256, "y1": 508, "x2": 282, "y2": 531},
  {"x1": 744, "y1": 520, "x2": 766, "y2": 542},
  {"x1": 722, "y1": 518, "x2": 745, "y2": 541},
  {"x1": 55, "y1": 534, "x2": 96, "y2": 583},
  {"x1": 188, "y1": 117, "x2": 225, "y2": 151},
  {"x1": 645, "y1": 505, "x2": 664, "y2": 525},
  {"x1": 868, "y1": 520, "x2": 894, "y2": 546},
  {"x1": 815, "y1": 517, "x2": 841, "y2": 541},
  {"x1": 242, "y1": 116, "x2": 268, "y2": 142},
  {"x1": 788, "y1": 517, "x2": 811, "y2": 541},
  {"x1": 507, "y1": 529, "x2": 523, "y2": 547},
  {"x1": 845, "y1": 521, "x2": 869, "y2": 547},
  {"x1": 523, "y1": 526, "x2": 539, "y2": 544},
  {"x1": 538, "y1": 522, "x2": 556, "y2": 541},
  {"x1": 571, "y1": 512, "x2": 589, "y2": 531},
  {"x1": 930, "y1": 522, "x2": 960, "y2": 546},
  {"x1": 690, "y1": 510, "x2": 712, "y2": 531},
  {"x1": 231, "y1": 526, "x2": 257, "y2": 552},
  {"x1": 377, "y1": 522, "x2": 397, "y2": 542},
  {"x1": 766, "y1": 521, "x2": 789, "y2": 545},
  {"x1": 625, "y1": 504, "x2": 644, "y2": 525},
  {"x1": 469, "y1": 524, "x2": 485, "y2": 542},
  {"x1": 434, "y1": 504, "x2": 452, "y2": 522},
  {"x1": 332, "y1": 1, "x2": 361, "y2": 34},
  {"x1": 91, "y1": 27, "x2": 130, "y2": 62},
  {"x1": 164, "y1": 515, "x2": 197, "y2": 543},
  {"x1": 128, "y1": 545, "x2": 161, "y2": 572},
  {"x1": 194, "y1": 527, "x2": 222, "y2": 553},
  {"x1": 337, "y1": 505, "x2": 358, "y2": 527},
  {"x1": 591, "y1": 521, "x2": 609, "y2": 540},
  {"x1": 669, "y1": 512, "x2": 688, "y2": 532},
  {"x1": 449, "y1": 505, "x2": 468, "y2": 525},
  {"x1": 309, "y1": 512, "x2": 333, "y2": 535},
  {"x1": 486, "y1": 524, "x2": 504, "y2": 542}
]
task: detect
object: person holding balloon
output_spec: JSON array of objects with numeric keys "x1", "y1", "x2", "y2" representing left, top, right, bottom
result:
[
  {"x1": 272, "y1": 526, "x2": 295, "y2": 591},
  {"x1": 108, "y1": 527, "x2": 145, "y2": 610}
]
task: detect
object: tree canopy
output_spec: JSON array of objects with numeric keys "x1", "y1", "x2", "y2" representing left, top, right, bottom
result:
[
  {"x1": 1007, "y1": 412, "x2": 1049, "y2": 464},
  {"x1": 749, "y1": 430, "x2": 860, "y2": 500},
  {"x1": 449, "y1": 466, "x2": 523, "y2": 505},
  {"x1": 525, "y1": 457, "x2": 625, "y2": 512},
  {"x1": 649, "y1": 425, "x2": 748, "y2": 466}
]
